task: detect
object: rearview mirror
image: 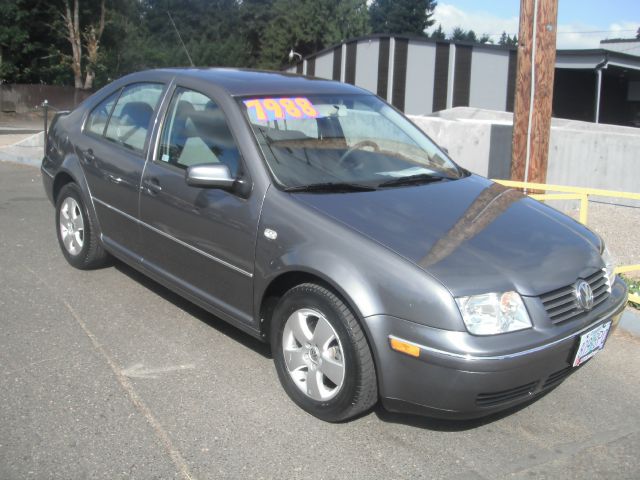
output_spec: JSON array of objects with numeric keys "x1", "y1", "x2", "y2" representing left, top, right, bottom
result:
[{"x1": 186, "y1": 164, "x2": 235, "y2": 189}]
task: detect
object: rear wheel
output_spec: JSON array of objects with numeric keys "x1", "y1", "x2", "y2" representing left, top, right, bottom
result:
[
  {"x1": 271, "y1": 283, "x2": 377, "y2": 422},
  {"x1": 55, "y1": 183, "x2": 109, "y2": 269}
]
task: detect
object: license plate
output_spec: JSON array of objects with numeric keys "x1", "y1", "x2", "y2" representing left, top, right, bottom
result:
[{"x1": 573, "y1": 321, "x2": 612, "y2": 367}]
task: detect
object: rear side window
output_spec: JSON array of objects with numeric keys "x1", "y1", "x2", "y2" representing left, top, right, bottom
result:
[
  {"x1": 86, "y1": 91, "x2": 119, "y2": 136},
  {"x1": 104, "y1": 83, "x2": 163, "y2": 152},
  {"x1": 156, "y1": 88, "x2": 241, "y2": 176}
]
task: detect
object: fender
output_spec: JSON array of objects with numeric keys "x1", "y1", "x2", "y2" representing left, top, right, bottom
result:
[{"x1": 253, "y1": 188, "x2": 465, "y2": 335}]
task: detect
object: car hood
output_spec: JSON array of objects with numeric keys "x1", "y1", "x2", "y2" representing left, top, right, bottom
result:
[{"x1": 292, "y1": 175, "x2": 602, "y2": 297}]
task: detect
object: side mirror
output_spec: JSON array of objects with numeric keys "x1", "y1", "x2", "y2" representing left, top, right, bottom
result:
[{"x1": 186, "y1": 164, "x2": 235, "y2": 189}]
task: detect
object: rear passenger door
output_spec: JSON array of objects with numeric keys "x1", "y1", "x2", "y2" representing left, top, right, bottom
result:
[
  {"x1": 80, "y1": 82, "x2": 165, "y2": 257},
  {"x1": 138, "y1": 87, "x2": 259, "y2": 326}
]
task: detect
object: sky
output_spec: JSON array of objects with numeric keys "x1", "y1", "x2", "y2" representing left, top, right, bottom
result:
[{"x1": 431, "y1": 0, "x2": 640, "y2": 49}]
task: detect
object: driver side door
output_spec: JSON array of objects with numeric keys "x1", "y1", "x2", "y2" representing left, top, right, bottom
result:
[{"x1": 138, "y1": 86, "x2": 259, "y2": 327}]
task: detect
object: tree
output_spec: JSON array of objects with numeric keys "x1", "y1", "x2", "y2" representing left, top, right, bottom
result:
[
  {"x1": 258, "y1": 0, "x2": 370, "y2": 69},
  {"x1": 430, "y1": 23, "x2": 445, "y2": 40},
  {"x1": 59, "y1": 0, "x2": 107, "y2": 89},
  {"x1": 498, "y1": 31, "x2": 518, "y2": 47},
  {"x1": 0, "y1": 0, "x2": 71, "y2": 85},
  {"x1": 369, "y1": 0, "x2": 437, "y2": 36},
  {"x1": 465, "y1": 29, "x2": 477, "y2": 43},
  {"x1": 240, "y1": 0, "x2": 276, "y2": 66},
  {"x1": 449, "y1": 27, "x2": 494, "y2": 44},
  {"x1": 636, "y1": 27, "x2": 640, "y2": 39},
  {"x1": 450, "y1": 26, "x2": 466, "y2": 41},
  {"x1": 0, "y1": 0, "x2": 30, "y2": 81}
]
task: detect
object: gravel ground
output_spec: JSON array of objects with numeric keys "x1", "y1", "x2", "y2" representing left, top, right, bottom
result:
[{"x1": 557, "y1": 201, "x2": 640, "y2": 279}]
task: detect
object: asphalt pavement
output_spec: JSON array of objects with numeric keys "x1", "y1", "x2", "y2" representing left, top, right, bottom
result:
[{"x1": 1, "y1": 161, "x2": 640, "y2": 480}]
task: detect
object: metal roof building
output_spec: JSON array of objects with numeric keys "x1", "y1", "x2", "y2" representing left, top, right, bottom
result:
[{"x1": 286, "y1": 35, "x2": 640, "y2": 128}]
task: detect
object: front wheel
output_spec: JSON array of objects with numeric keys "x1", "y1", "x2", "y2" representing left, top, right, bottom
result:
[
  {"x1": 55, "y1": 183, "x2": 109, "y2": 269},
  {"x1": 271, "y1": 283, "x2": 377, "y2": 422}
]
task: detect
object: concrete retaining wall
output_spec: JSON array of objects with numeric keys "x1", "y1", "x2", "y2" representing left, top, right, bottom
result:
[
  {"x1": 1, "y1": 84, "x2": 92, "y2": 114},
  {"x1": 411, "y1": 108, "x2": 640, "y2": 204}
]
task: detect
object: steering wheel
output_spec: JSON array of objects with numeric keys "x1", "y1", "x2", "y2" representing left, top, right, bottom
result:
[{"x1": 338, "y1": 140, "x2": 380, "y2": 169}]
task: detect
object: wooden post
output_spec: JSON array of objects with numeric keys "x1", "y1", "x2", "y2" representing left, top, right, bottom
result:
[{"x1": 511, "y1": 0, "x2": 558, "y2": 183}]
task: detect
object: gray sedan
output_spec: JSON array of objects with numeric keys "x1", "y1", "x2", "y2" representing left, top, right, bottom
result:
[{"x1": 41, "y1": 68, "x2": 628, "y2": 421}]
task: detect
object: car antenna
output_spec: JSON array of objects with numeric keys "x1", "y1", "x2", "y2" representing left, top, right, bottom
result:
[{"x1": 167, "y1": 10, "x2": 195, "y2": 67}]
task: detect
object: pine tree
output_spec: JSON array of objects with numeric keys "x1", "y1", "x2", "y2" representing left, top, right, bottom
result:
[
  {"x1": 369, "y1": 0, "x2": 437, "y2": 36},
  {"x1": 450, "y1": 27, "x2": 466, "y2": 41},
  {"x1": 431, "y1": 24, "x2": 446, "y2": 40},
  {"x1": 258, "y1": 0, "x2": 370, "y2": 69}
]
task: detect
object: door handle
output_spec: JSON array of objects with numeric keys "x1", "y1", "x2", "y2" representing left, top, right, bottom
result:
[
  {"x1": 143, "y1": 178, "x2": 162, "y2": 194},
  {"x1": 107, "y1": 174, "x2": 124, "y2": 185},
  {"x1": 84, "y1": 148, "x2": 96, "y2": 163}
]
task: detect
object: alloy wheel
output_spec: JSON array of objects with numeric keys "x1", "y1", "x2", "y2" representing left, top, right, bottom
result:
[{"x1": 281, "y1": 308, "x2": 346, "y2": 401}]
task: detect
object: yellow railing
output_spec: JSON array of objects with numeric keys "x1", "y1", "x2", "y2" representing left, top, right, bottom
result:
[{"x1": 492, "y1": 179, "x2": 640, "y2": 305}]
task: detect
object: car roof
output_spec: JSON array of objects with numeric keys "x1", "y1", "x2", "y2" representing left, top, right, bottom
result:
[{"x1": 134, "y1": 68, "x2": 369, "y2": 97}]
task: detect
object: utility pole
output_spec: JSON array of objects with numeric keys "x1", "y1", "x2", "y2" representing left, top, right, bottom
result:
[{"x1": 511, "y1": 0, "x2": 558, "y2": 183}]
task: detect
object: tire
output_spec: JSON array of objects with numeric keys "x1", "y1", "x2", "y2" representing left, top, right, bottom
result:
[
  {"x1": 55, "y1": 183, "x2": 109, "y2": 269},
  {"x1": 271, "y1": 283, "x2": 377, "y2": 422}
]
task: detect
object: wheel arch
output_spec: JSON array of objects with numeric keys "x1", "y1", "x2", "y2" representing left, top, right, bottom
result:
[
  {"x1": 52, "y1": 171, "x2": 75, "y2": 202},
  {"x1": 53, "y1": 155, "x2": 103, "y2": 238},
  {"x1": 258, "y1": 269, "x2": 379, "y2": 361}
]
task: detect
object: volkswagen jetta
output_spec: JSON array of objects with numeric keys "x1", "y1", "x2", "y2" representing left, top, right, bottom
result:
[{"x1": 42, "y1": 69, "x2": 628, "y2": 421}]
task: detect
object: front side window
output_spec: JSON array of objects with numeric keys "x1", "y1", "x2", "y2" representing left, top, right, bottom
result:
[
  {"x1": 104, "y1": 83, "x2": 163, "y2": 152},
  {"x1": 156, "y1": 88, "x2": 241, "y2": 176},
  {"x1": 240, "y1": 94, "x2": 462, "y2": 189},
  {"x1": 86, "y1": 90, "x2": 119, "y2": 136}
]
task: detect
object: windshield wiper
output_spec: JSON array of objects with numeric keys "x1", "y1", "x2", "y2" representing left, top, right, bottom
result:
[
  {"x1": 377, "y1": 173, "x2": 449, "y2": 188},
  {"x1": 284, "y1": 182, "x2": 377, "y2": 193}
]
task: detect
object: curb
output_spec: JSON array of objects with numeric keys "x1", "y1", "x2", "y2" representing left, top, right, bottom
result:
[{"x1": 0, "y1": 132, "x2": 44, "y2": 167}]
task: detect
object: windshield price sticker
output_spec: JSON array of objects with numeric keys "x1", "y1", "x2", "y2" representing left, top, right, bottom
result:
[{"x1": 244, "y1": 97, "x2": 319, "y2": 121}]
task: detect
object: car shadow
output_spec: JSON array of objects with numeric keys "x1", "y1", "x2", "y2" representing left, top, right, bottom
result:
[
  {"x1": 373, "y1": 388, "x2": 557, "y2": 431},
  {"x1": 113, "y1": 259, "x2": 272, "y2": 360}
]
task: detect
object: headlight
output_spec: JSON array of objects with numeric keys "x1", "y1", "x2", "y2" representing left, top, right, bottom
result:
[
  {"x1": 601, "y1": 244, "x2": 616, "y2": 287},
  {"x1": 455, "y1": 291, "x2": 532, "y2": 335}
]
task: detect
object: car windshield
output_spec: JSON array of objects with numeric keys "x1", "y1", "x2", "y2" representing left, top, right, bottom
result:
[{"x1": 239, "y1": 94, "x2": 463, "y2": 190}]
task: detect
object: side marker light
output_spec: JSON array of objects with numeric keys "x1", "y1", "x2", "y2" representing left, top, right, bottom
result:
[{"x1": 390, "y1": 337, "x2": 420, "y2": 358}]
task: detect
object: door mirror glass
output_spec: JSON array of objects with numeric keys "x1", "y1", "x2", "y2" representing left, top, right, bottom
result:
[{"x1": 186, "y1": 164, "x2": 235, "y2": 189}]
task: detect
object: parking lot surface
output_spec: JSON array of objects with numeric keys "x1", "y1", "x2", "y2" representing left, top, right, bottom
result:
[{"x1": 1, "y1": 161, "x2": 640, "y2": 479}]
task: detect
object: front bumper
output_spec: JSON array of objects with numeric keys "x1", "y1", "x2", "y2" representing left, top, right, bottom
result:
[{"x1": 364, "y1": 277, "x2": 628, "y2": 419}]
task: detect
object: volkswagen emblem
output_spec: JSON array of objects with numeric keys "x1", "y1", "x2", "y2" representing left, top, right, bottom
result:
[{"x1": 574, "y1": 280, "x2": 594, "y2": 311}]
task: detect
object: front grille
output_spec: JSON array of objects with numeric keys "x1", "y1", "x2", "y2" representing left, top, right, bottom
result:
[
  {"x1": 540, "y1": 269, "x2": 610, "y2": 324},
  {"x1": 476, "y1": 381, "x2": 538, "y2": 407},
  {"x1": 542, "y1": 366, "x2": 573, "y2": 389}
]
